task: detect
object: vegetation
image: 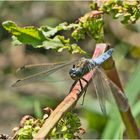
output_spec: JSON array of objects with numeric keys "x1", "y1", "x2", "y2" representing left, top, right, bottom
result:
[{"x1": 0, "y1": 0, "x2": 140, "y2": 139}]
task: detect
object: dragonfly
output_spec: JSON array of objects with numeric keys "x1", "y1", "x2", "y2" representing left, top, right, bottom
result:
[{"x1": 12, "y1": 48, "x2": 129, "y2": 114}]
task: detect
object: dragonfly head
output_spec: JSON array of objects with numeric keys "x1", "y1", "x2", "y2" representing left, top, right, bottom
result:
[{"x1": 69, "y1": 65, "x2": 83, "y2": 80}]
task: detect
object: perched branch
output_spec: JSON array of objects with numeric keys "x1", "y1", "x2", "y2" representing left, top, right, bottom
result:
[{"x1": 33, "y1": 43, "x2": 108, "y2": 139}]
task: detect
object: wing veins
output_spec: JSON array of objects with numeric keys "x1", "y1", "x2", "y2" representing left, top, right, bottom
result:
[
  {"x1": 16, "y1": 62, "x2": 67, "y2": 78},
  {"x1": 12, "y1": 59, "x2": 78, "y2": 87},
  {"x1": 96, "y1": 67, "x2": 129, "y2": 112},
  {"x1": 91, "y1": 67, "x2": 109, "y2": 114}
]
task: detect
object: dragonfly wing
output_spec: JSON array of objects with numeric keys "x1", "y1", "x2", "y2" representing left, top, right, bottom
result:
[
  {"x1": 94, "y1": 67, "x2": 129, "y2": 112},
  {"x1": 109, "y1": 80, "x2": 129, "y2": 112},
  {"x1": 12, "y1": 59, "x2": 78, "y2": 87},
  {"x1": 91, "y1": 67, "x2": 111, "y2": 115},
  {"x1": 16, "y1": 62, "x2": 67, "y2": 78}
]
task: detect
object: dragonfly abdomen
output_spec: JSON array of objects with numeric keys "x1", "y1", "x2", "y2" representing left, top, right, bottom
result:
[{"x1": 93, "y1": 48, "x2": 114, "y2": 65}]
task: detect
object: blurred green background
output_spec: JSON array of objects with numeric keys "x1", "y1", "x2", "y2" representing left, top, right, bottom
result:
[{"x1": 0, "y1": 1, "x2": 140, "y2": 139}]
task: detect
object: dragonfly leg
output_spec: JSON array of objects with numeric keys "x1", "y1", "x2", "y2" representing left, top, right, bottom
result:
[
  {"x1": 80, "y1": 78, "x2": 89, "y2": 105},
  {"x1": 81, "y1": 78, "x2": 88, "y2": 84},
  {"x1": 69, "y1": 80, "x2": 78, "y2": 93},
  {"x1": 81, "y1": 78, "x2": 89, "y2": 96},
  {"x1": 79, "y1": 79, "x2": 83, "y2": 91},
  {"x1": 70, "y1": 78, "x2": 88, "y2": 105},
  {"x1": 78, "y1": 79, "x2": 86, "y2": 105}
]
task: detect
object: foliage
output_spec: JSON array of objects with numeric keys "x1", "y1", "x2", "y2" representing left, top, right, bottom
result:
[
  {"x1": 72, "y1": 12, "x2": 104, "y2": 42},
  {"x1": 91, "y1": 0, "x2": 140, "y2": 24},
  {"x1": 50, "y1": 112, "x2": 83, "y2": 139},
  {"x1": 1, "y1": 0, "x2": 140, "y2": 139},
  {"x1": 2, "y1": 21, "x2": 85, "y2": 54},
  {"x1": 2, "y1": 1, "x2": 140, "y2": 55},
  {"x1": 17, "y1": 118, "x2": 42, "y2": 140},
  {"x1": 16, "y1": 112, "x2": 83, "y2": 140}
]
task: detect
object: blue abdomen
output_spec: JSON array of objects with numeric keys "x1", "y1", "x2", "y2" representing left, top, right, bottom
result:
[{"x1": 93, "y1": 48, "x2": 114, "y2": 65}]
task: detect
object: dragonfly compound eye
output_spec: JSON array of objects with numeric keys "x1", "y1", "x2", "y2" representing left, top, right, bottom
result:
[
  {"x1": 69, "y1": 68, "x2": 82, "y2": 80},
  {"x1": 69, "y1": 68, "x2": 76, "y2": 76}
]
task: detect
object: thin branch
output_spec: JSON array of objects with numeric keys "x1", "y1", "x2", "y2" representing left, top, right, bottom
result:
[{"x1": 33, "y1": 43, "x2": 108, "y2": 140}]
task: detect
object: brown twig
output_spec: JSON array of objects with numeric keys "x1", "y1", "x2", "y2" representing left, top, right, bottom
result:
[{"x1": 33, "y1": 43, "x2": 108, "y2": 140}]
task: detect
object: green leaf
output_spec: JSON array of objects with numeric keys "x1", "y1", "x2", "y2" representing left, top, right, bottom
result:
[
  {"x1": 90, "y1": 2, "x2": 98, "y2": 10},
  {"x1": 72, "y1": 14, "x2": 104, "y2": 42},
  {"x1": 12, "y1": 36, "x2": 22, "y2": 46},
  {"x1": 125, "y1": 61, "x2": 140, "y2": 106},
  {"x1": 102, "y1": 118, "x2": 120, "y2": 139},
  {"x1": 2, "y1": 21, "x2": 46, "y2": 47},
  {"x1": 41, "y1": 36, "x2": 86, "y2": 54},
  {"x1": 34, "y1": 100, "x2": 43, "y2": 119},
  {"x1": 114, "y1": 13, "x2": 123, "y2": 18},
  {"x1": 2, "y1": 21, "x2": 84, "y2": 54},
  {"x1": 99, "y1": 0, "x2": 140, "y2": 24},
  {"x1": 41, "y1": 22, "x2": 78, "y2": 38},
  {"x1": 133, "y1": 101, "x2": 140, "y2": 117},
  {"x1": 41, "y1": 36, "x2": 63, "y2": 49},
  {"x1": 72, "y1": 27, "x2": 86, "y2": 41}
]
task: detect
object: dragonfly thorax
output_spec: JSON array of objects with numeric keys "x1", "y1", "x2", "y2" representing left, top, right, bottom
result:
[{"x1": 69, "y1": 58, "x2": 94, "y2": 80}]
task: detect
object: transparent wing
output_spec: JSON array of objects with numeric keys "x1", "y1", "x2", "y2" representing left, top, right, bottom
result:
[
  {"x1": 92, "y1": 67, "x2": 129, "y2": 113},
  {"x1": 91, "y1": 67, "x2": 111, "y2": 115},
  {"x1": 97, "y1": 68, "x2": 129, "y2": 112},
  {"x1": 12, "y1": 59, "x2": 79, "y2": 87},
  {"x1": 16, "y1": 62, "x2": 67, "y2": 78},
  {"x1": 108, "y1": 78, "x2": 129, "y2": 112}
]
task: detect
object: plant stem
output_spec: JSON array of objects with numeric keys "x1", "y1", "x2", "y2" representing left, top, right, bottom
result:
[{"x1": 106, "y1": 65, "x2": 140, "y2": 139}]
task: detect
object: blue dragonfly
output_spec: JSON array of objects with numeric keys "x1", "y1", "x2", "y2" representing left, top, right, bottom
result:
[{"x1": 12, "y1": 48, "x2": 129, "y2": 114}]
